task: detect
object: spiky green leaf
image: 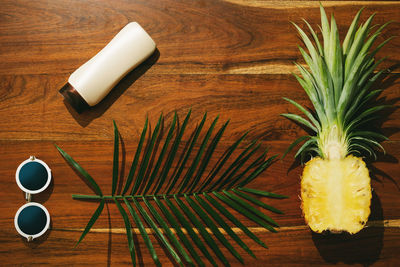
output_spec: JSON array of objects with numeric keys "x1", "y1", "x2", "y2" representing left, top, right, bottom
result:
[
  {"x1": 55, "y1": 145, "x2": 102, "y2": 196},
  {"x1": 112, "y1": 120, "x2": 119, "y2": 196},
  {"x1": 74, "y1": 199, "x2": 104, "y2": 248}
]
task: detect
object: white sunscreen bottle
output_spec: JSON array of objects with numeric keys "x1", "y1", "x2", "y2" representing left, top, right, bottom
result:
[{"x1": 60, "y1": 22, "x2": 156, "y2": 112}]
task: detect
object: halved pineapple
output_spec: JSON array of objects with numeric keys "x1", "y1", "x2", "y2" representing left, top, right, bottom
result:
[
  {"x1": 283, "y1": 5, "x2": 392, "y2": 234},
  {"x1": 301, "y1": 156, "x2": 371, "y2": 234}
]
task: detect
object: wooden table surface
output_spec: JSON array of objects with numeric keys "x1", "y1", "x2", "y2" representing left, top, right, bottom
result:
[{"x1": 0, "y1": 0, "x2": 399, "y2": 266}]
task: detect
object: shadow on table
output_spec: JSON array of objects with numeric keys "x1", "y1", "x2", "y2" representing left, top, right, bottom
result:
[
  {"x1": 64, "y1": 49, "x2": 160, "y2": 127},
  {"x1": 20, "y1": 176, "x2": 54, "y2": 204},
  {"x1": 312, "y1": 190, "x2": 384, "y2": 266},
  {"x1": 21, "y1": 219, "x2": 52, "y2": 248}
]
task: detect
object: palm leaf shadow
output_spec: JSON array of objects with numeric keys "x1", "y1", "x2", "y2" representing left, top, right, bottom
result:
[{"x1": 55, "y1": 110, "x2": 288, "y2": 266}]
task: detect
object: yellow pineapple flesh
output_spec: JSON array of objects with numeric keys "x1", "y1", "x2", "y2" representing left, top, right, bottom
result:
[{"x1": 301, "y1": 155, "x2": 372, "y2": 234}]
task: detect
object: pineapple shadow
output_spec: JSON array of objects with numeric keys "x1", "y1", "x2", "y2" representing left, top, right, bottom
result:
[{"x1": 311, "y1": 190, "x2": 384, "y2": 266}]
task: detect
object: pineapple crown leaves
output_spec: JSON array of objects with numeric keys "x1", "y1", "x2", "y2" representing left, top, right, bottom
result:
[
  {"x1": 55, "y1": 110, "x2": 288, "y2": 267},
  {"x1": 282, "y1": 4, "x2": 393, "y2": 161}
]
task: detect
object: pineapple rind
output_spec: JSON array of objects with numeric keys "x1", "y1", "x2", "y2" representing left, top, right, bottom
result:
[{"x1": 301, "y1": 155, "x2": 371, "y2": 234}]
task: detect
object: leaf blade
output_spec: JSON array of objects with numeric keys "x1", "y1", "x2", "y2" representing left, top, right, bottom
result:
[
  {"x1": 74, "y1": 199, "x2": 105, "y2": 248},
  {"x1": 164, "y1": 196, "x2": 218, "y2": 267},
  {"x1": 143, "y1": 113, "x2": 177, "y2": 194},
  {"x1": 113, "y1": 198, "x2": 135, "y2": 266},
  {"x1": 281, "y1": 135, "x2": 310, "y2": 160},
  {"x1": 143, "y1": 197, "x2": 192, "y2": 266},
  {"x1": 134, "y1": 197, "x2": 183, "y2": 266},
  {"x1": 194, "y1": 193, "x2": 256, "y2": 258},
  {"x1": 239, "y1": 187, "x2": 289, "y2": 199},
  {"x1": 203, "y1": 193, "x2": 268, "y2": 248},
  {"x1": 124, "y1": 197, "x2": 161, "y2": 267},
  {"x1": 131, "y1": 114, "x2": 163, "y2": 195},
  {"x1": 185, "y1": 194, "x2": 244, "y2": 264},
  {"x1": 154, "y1": 197, "x2": 205, "y2": 267},
  {"x1": 232, "y1": 189, "x2": 284, "y2": 214},
  {"x1": 174, "y1": 195, "x2": 230, "y2": 267},
  {"x1": 112, "y1": 120, "x2": 119, "y2": 196},
  {"x1": 55, "y1": 144, "x2": 102, "y2": 196},
  {"x1": 213, "y1": 192, "x2": 277, "y2": 233},
  {"x1": 166, "y1": 112, "x2": 208, "y2": 194},
  {"x1": 281, "y1": 113, "x2": 317, "y2": 133},
  {"x1": 188, "y1": 119, "x2": 229, "y2": 193},
  {"x1": 122, "y1": 117, "x2": 148, "y2": 195},
  {"x1": 198, "y1": 131, "x2": 248, "y2": 192},
  {"x1": 154, "y1": 110, "x2": 192, "y2": 194},
  {"x1": 178, "y1": 115, "x2": 219, "y2": 193},
  {"x1": 223, "y1": 190, "x2": 279, "y2": 227}
]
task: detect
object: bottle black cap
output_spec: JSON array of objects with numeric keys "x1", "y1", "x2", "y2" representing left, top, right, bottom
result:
[{"x1": 59, "y1": 83, "x2": 90, "y2": 113}]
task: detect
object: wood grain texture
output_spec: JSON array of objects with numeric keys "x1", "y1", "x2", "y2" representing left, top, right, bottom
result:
[
  {"x1": 0, "y1": 0, "x2": 399, "y2": 266},
  {"x1": 1, "y1": 227, "x2": 399, "y2": 266},
  {"x1": 0, "y1": 0, "x2": 399, "y2": 75},
  {"x1": 0, "y1": 73, "x2": 398, "y2": 141}
]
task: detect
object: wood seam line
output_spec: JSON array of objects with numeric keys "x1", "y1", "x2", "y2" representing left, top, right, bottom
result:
[
  {"x1": 52, "y1": 219, "x2": 400, "y2": 234},
  {"x1": 1, "y1": 65, "x2": 398, "y2": 75},
  {"x1": 223, "y1": 0, "x2": 400, "y2": 9}
]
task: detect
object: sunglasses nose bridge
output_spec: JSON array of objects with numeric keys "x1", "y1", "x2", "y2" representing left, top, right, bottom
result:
[{"x1": 25, "y1": 192, "x2": 31, "y2": 202}]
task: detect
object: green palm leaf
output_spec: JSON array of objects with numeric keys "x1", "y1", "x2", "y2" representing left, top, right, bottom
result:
[
  {"x1": 154, "y1": 196, "x2": 205, "y2": 267},
  {"x1": 122, "y1": 117, "x2": 148, "y2": 195},
  {"x1": 133, "y1": 197, "x2": 183, "y2": 266},
  {"x1": 143, "y1": 197, "x2": 194, "y2": 266},
  {"x1": 112, "y1": 120, "x2": 119, "y2": 196},
  {"x1": 74, "y1": 199, "x2": 105, "y2": 248},
  {"x1": 184, "y1": 193, "x2": 243, "y2": 264},
  {"x1": 124, "y1": 197, "x2": 160, "y2": 266},
  {"x1": 164, "y1": 195, "x2": 218, "y2": 267},
  {"x1": 193, "y1": 193, "x2": 256, "y2": 258},
  {"x1": 114, "y1": 198, "x2": 135, "y2": 266},
  {"x1": 55, "y1": 111, "x2": 286, "y2": 266}
]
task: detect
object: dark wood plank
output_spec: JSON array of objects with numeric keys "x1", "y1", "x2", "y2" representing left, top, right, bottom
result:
[
  {"x1": 0, "y1": 0, "x2": 398, "y2": 75},
  {"x1": 0, "y1": 226, "x2": 399, "y2": 266},
  {"x1": 0, "y1": 73, "x2": 398, "y2": 141}
]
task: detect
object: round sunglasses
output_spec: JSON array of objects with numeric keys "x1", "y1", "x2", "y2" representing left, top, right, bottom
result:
[{"x1": 14, "y1": 156, "x2": 51, "y2": 241}]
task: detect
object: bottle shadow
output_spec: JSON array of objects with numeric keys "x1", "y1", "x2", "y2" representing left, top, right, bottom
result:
[
  {"x1": 311, "y1": 190, "x2": 384, "y2": 266},
  {"x1": 64, "y1": 49, "x2": 160, "y2": 127}
]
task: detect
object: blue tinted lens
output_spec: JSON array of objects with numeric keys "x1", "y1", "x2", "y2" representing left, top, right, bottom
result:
[
  {"x1": 19, "y1": 162, "x2": 48, "y2": 191},
  {"x1": 17, "y1": 206, "x2": 47, "y2": 235}
]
